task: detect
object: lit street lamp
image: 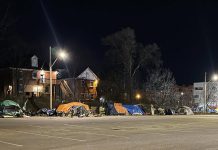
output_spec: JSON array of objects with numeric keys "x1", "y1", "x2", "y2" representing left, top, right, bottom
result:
[
  {"x1": 180, "y1": 92, "x2": 184, "y2": 106},
  {"x1": 135, "y1": 93, "x2": 141, "y2": 100},
  {"x1": 204, "y1": 73, "x2": 218, "y2": 113},
  {"x1": 49, "y1": 46, "x2": 67, "y2": 109}
]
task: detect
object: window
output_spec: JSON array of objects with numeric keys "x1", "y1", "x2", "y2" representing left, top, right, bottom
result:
[
  {"x1": 194, "y1": 95, "x2": 199, "y2": 98},
  {"x1": 195, "y1": 87, "x2": 203, "y2": 90},
  {"x1": 90, "y1": 81, "x2": 93, "y2": 87},
  {"x1": 81, "y1": 80, "x2": 85, "y2": 87},
  {"x1": 40, "y1": 74, "x2": 45, "y2": 83},
  {"x1": 45, "y1": 86, "x2": 49, "y2": 93}
]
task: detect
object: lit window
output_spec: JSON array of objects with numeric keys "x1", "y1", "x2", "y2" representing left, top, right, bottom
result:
[{"x1": 90, "y1": 81, "x2": 94, "y2": 87}]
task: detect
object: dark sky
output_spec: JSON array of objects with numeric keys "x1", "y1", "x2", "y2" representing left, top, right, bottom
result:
[{"x1": 2, "y1": 0, "x2": 218, "y2": 85}]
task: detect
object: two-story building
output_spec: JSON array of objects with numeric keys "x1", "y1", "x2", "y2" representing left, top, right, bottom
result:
[
  {"x1": 193, "y1": 82, "x2": 218, "y2": 112},
  {"x1": 0, "y1": 67, "x2": 57, "y2": 98}
]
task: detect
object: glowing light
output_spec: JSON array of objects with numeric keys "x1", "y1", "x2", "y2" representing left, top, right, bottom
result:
[
  {"x1": 58, "y1": 50, "x2": 67, "y2": 60},
  {"x1": 33, "y1": 85, "x2": 43, "y2": 93},
  {"x1": 136, "y1": 93, "x2": 141, "y2": 99},
  {"x1": 94, "y1": 80, "x2": 98, "y2": 86},
  {"x1": 212, "y1": 74, "x2": 218, "y2": 81},
  {"x1": 40, "y1": 69, "x2": 45, "y2": 75}
]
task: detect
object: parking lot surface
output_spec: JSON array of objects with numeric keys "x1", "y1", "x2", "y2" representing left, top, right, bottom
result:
[{"x1": 1, "y1": 115, "x2": 218, "y2": 150}]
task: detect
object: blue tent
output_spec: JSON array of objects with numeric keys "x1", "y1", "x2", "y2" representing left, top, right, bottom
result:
[{"x1": 123, "y1": 105, "x2": 145, "y2": 115}]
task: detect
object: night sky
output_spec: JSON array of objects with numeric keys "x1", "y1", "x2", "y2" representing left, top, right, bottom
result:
[{"x1": 2, "y1": 0, "x2": 218, "y2": 85}]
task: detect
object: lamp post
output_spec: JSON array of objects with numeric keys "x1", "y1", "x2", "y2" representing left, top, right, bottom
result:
[
  {"x1": 204, "y1": 72, "x2": 207, "y2": 113},
  {"x1": 49, "y1": 46, "x2": 67, "y2": 109},
  {"x1": 204, "y1": 73, "x2": 218, "y2": 113},
  {"x1": 181, "y1": 92, "x2": 184, "y2": 106}
]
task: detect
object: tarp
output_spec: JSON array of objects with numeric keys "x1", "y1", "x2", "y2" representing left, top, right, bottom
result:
[
  {"x1": 114, "y1": 103, "x2": 128, "y2": 115},
  {"x1": 123, "y1": 105, "x2": 144, "y2": 115},
  {"x1": 178, "y1": 106, "x2": 194, "y2": 115},
  {"x1": 56, "y1": 102, "x2": 90, "y2": 114},
  {"x1": 0, "y1": 100, "x2": 23, "y2": 117},
  {"x1": 0, "y1": 100, "x2": 21, "y2": 108}
]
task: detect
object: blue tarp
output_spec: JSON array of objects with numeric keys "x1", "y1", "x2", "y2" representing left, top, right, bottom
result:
[{"x1": 123, "y1": 105, "x2": 145, "y2": 115}]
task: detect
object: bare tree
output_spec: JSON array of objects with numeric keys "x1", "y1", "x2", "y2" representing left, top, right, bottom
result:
[
  {"x1": 103, "y1": 27, "x2": 161, "y2": 103},
  {"x1": 145, "y1": 69, "x2": 176, "y2": 108},
  {"x1": 207, "y1": 82, "x2": 218, "y2": 111}
]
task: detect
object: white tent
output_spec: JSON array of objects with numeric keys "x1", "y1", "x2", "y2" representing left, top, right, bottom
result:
[{"x1": 177, "y1": 106, "x2": 194, "y2": 115}]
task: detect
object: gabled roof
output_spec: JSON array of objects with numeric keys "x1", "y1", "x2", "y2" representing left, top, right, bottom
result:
[{"x1": 77, "y1": 67, "x2": 99, "y2": 81}]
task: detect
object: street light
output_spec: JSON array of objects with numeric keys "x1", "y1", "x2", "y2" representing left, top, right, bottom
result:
[
  {"x1": 180, "y1": 92, "x2": 184, "y2": 106},
  {"x1": 204, "y1": 72, "x2": 218, "y2": 113},
  {"x1": 135, "y1": 93, "x2": 141, "y2": 100},
  {"x1": 49, "y1": 46, "x2": 67, "y2": 109}
]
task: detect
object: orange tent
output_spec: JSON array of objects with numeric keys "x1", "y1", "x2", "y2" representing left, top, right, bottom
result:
[
  {"x1": 114, "y1": 103, "x2": 128, "y2": 115},
  {"x1": 56, "y1": 102, "x2": 90, "y2": 114}
]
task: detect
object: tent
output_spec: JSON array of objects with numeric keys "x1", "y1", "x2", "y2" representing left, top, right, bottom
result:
[
  {"x1": 0, "y1": 100, "x2": 23, "y2": 117},
  {"x1": 114, "y1": 103, "x2": 128, "y2": 115},
  {"x1": 105, "y1": 102, "x2": 118, "y2": 115},
  {"x1": 123, "y1": 105, "x2": 145, "y2": 115},
  {"x1": 0, "y1": 100, "x2": 21, "y2": 108},
  {"x1": 56, "y1": 102, "x2": 90, "y2": 114},
  {"x1": 177, "y1": 106, "x2": 194, "y2": 115}
]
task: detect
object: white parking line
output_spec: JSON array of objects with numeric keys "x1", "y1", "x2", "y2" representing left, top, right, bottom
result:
[
  {"x1": 0, "y1": 140, "x2": 23, "y2": 147},
  {"x1": 29, "y1": 125, "x2": 129, "y2": 139},
  {"x1": 1, "y1": 129, "x2": 86, "y2": 142},
  {"x1": 64, "y1": 124, "x2": 105, "y2": 130},
  {"x1": 15, "y1": 131, "x2": 86, "y2": 142},
  {"x1": 71, "y1": 131, "x2": 129, "y2": 139}
]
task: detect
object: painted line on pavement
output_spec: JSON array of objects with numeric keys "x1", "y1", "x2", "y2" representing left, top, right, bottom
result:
[
  {"x1": 64, "y1": 124, "x2": 105, "y2": 130},
  {"x1": 71, "y1": 131, "x2": 129, "y2": 139},
  {"x1": 1, "y1": 129, "x2": 85, "y2": 142},
  {"x1": 64, "y1": 124, "x2": 129, "y2": 131},
  {"x1": 29, "y1": 125, "x2": 129, "y2": 139},
  {"x1": 15, "y1": 130, "x2": 86, "y2": 142},
  {"x1": 0, "y1": 140, "x2": 23, "y2": 147}
]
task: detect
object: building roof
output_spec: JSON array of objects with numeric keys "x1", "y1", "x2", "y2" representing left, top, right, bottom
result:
[{"x1": 77, "y1": 67, "x2": 99, "y2": 81}]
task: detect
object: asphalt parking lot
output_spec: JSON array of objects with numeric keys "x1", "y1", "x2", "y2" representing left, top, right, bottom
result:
[{"x1": 1, "y1": 115, "x2": 218, "y2": 150}]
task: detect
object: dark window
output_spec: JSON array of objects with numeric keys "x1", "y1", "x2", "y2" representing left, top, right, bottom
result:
[
  {"x1": 195, "y1": 87, "x2": 203, "y2": 90},
  {"x1": 194, "y1": 95, "x2": 199, "y2": 98}
]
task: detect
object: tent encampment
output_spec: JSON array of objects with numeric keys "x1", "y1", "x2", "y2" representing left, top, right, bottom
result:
[{"x1": 123, "y1": 105, "x2": 145, "y2": 115}]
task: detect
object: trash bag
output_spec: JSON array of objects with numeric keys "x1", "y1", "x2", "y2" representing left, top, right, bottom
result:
[
  {"x1": 46, "y1": 109, "x2": 57, "y2": 116},
  {"x1": 165, "y1": 108, "x2": 175, "y2": 115},
  {"x1": 37, "y1": 108, "x2": 48, "y2": 116}
]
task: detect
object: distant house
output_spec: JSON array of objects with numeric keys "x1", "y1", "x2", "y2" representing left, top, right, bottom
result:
[
  {"x1": 59, "y1": 67, "x2": 100, "y2": 101},
  {"x1": 0, "y1": 67, "x2": 57, "y2": 98},
  {"x1": 0, "y1": 67, "x2": 100, "y2": 106},
  {"x1": 76, "y1": 67, "x2": 99, "y2": 100}
]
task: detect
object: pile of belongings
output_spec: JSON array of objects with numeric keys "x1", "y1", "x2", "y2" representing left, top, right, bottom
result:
[
  {"x1": 0, "y1": 100, "x2": 23, "y2": 117},
  {"x1": 56, "y1": 102, "x2": 90, "y2": 117},
  {"x1": 164, "y1": 108, "x2": 176, "y2": 115},
  {"x1": 36, "y1": 108, "x2": 56, "y2": 116},
  {"x1": 123, "y1": 104, "x2": 145, "y2": 115}
]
